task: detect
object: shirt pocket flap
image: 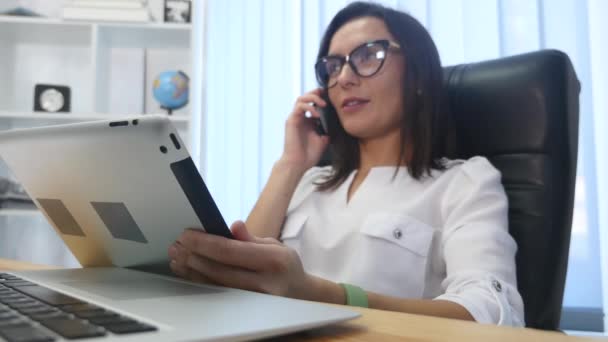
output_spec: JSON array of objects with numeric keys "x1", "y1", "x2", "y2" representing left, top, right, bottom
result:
[
  {"x1": 281, "y1": 213, "x2": 308, "y2": 240},
  {"x1": 361, "y1": 213, "x2": 435, "y2": 257}
]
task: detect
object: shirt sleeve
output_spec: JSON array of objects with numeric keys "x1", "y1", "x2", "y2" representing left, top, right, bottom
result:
[
  {"x1": 286, "y1": 166, "x2": 332, "y2": 214},
  {"x1": 433, "y1": 156, "x2": 525, "y2": 327}
]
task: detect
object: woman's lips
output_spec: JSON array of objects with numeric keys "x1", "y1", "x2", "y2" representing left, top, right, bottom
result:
[{"x1": 341, "y1": 98, "x2": 370, "y2": 113}]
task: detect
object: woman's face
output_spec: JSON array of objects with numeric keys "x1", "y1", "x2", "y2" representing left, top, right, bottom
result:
[{"x1": 327, "y1": 17, "x2": 405, "y2": 141}]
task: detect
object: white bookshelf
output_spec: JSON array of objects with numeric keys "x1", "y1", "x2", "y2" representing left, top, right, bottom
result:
[
  {"x1": 0, "y1": 14, "x2": 195, "y2": 226},
  {"x1": 0, "y1": 14, "x2": 192, "y2": 140}
]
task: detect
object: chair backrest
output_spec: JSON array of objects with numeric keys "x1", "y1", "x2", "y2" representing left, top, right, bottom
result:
[{"x1": 444, "y1": 49, "x2": 580, "y2": 330}]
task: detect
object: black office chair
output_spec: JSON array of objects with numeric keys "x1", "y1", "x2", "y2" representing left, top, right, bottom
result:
[{"x1": 444, "y1": 49, "x2": 580, "y2": 330}]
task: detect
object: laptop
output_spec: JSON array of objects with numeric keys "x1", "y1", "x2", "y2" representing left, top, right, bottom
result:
[{"x1": 0, "y1": 115, "x2": 358, "y2": 341}]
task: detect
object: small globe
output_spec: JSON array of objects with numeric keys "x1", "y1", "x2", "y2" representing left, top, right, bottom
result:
[{"x1": 152, "y1": 70, "x2": 190, "y2": 114}]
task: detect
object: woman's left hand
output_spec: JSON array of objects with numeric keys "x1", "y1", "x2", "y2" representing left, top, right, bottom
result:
[{"x1": 168, "y1": 221, "x2": 313, "y2": 300}]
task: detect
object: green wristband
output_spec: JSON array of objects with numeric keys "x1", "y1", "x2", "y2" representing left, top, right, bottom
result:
[{"x1": 340, "y1": 283, "x2": 368, "y2": 308}]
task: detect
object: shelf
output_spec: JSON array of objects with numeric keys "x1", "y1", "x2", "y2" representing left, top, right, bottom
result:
[
  {"x1": 0, "y1": 13, "x2": 193, "y2": 147},
  {"x1": 0, "y1": 15, "x2": 89, "y2": 26},
  {"x1": 0, "y1": 18, "x2": 91, "y2": 46},
  {"x1": 0, "y1": 112, "x2": 189, "y2": 124},
  {"x1": 0, "y1": 15, "x2": 190, "y2": 48},
  {"x1": 0, "y1": 15, "x2": 191, "y2": 30},
  {"x1": 0, "y1": 14, "x2": 191, "y2": 118},
  {"x1": 97, "y1": 24, "x2": 190, "y2": 49},
  {"x1": 99, "y1": 22, "x2": 191, "y2": 30}
]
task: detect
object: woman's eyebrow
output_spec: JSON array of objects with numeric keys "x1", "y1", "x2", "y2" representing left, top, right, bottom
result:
[
  {"x1": 326, "y1": 48, "x2": 343, "y2": 56},
  {"x1": 327, "y1": 46, "x2": 352, "y2": 56},
  {"x1": 327, "y1": 43, "x2": 354, "y2": 56},
  {"x1": 327, "y1": 38, "x2": 388, "y2": 56}
]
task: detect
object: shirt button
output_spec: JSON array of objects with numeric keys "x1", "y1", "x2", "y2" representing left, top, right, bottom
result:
[
  {"x1": 393, "y1": 228, "x2": 402, "y2": 239},
  {"x1": 492, "y1": 280, "x2": 502, "y2": 292}
]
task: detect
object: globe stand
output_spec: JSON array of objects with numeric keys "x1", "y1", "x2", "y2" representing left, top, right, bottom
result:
[{"x1": 161, "y1": 106, "x2": 174, "y2": 115}]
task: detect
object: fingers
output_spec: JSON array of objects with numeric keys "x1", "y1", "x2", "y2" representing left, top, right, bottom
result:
[
  {"x1": 171, "y1": 226, "x2": 303, "y2": 297},
  {"x1": 230, "y1": 220, "x2": 254, "y2": 242},
  {"x1": 178, "y1": 229, "x2": 290, "y2": 273},
  {"x1": 297, "y1": 89, "x2": 327, "y2": 108},
  {"x1": 230, "y1": 221, "x2": 282, "y2": 246},
  {"x1": 257, "y1": 236, "x2": 284, "y2": 246},
  {"x1": 314, "y1": 135, "x2": 331, "y2": 149},
  {"x1": 169, "y1": 242, "x2": 217, "y2": 285},
  {"x1": 293, "y1": 102, "x2": 322, "y2": 120},
  {"x1": 170, "y1": 259, "x2": 216, "y2": 285},
  {"x1": 185, "y1": 253, "x2": 270, "y2": 293},
  {"x1": 169, "y1": 241, "x2": 191, "y2": 277},
  {"x1": 290, "y1": 89, "x2": 330, "y2": 121},
  {"x1": 187, "y1": 271, "x2": 216, "y2": 285}
]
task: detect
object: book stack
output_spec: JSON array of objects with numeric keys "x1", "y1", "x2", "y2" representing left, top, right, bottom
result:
[{"x1": 62, "y1": 0, "x2": 150, "y2": 23}]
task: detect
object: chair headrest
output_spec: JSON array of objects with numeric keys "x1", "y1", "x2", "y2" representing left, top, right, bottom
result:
[{"x1": 443, "y1": 49, "x2": 580, "y2": 161}]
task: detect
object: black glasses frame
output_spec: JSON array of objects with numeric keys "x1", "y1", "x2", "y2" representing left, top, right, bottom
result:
[{"x1": 315, "y1": 39, "x2": 401, "y2": 88}]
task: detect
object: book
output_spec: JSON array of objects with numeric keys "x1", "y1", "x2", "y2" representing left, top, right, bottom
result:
[
  {"x1": 67, "y1": 0, "x2": 146, "y2": 10},
  {"x1": 68, "y1": 0, "x2": 146, "y2": 3},
  {"x1": 62, "y1": 5, "x2": 150, "y2": 22},
  {"x1": 109, "y1": 48, "x2": 145, "y2": 115}
]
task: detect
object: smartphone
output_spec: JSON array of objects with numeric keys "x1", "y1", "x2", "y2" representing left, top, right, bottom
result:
[
  {"x1": 313, "y1": 90, "x2": 330, "y2": 136},
  {"x1": 313, "y1": 105, "x2": 329, "y2": 136}
]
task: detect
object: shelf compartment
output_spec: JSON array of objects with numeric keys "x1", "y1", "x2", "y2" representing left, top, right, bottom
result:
[
  {"x1": 93, "y1": 23, "x2": 191, "y2": 115},
  {"x1": 0, "y1": 18, "x2": 94, "y2": 114}
]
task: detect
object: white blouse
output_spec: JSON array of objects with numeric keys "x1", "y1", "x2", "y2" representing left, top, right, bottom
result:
[{"x1": 280, "y1": 156, "x2": 525, "y2": 326}]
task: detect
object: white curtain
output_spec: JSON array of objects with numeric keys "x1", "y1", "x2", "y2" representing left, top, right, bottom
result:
[{"x1": 199, "y1": 0, "x2": 608, "y2": 328}]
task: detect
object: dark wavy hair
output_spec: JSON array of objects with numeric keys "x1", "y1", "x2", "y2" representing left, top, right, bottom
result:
[{"x1": 316, "y1": 1, "x2": 454, "y2": 191}]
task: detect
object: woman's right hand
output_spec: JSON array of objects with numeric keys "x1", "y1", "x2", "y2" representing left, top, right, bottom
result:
[{"x1": 280, "y1": 88, "x2": 330, "y2": 171}]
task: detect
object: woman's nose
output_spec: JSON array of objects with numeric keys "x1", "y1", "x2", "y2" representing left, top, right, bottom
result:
[{"x1": 336, "y1": 62, "x2": 359, "y2": 87}]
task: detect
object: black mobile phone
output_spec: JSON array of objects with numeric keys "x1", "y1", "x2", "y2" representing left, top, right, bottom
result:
[
  {"x1": 313, "y1": 90, "x2": 330, "y2": 136},
  {"x1": 313, "y1": 105, "x2": 329, "y2": 136}
]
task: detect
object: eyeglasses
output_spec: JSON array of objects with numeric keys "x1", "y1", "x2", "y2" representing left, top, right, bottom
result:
[{"x1": 315, "y1": 39, "x2": 401, "y2": 88}]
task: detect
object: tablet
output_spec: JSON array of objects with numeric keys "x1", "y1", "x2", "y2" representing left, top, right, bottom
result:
[{"x1": 0, "y1": 115, "x2": 233, "y2": 268}]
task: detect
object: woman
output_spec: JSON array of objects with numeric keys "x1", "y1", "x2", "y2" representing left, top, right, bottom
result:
[{"x1": 168, "y1": 2, "x2": 524, "y2": 326}]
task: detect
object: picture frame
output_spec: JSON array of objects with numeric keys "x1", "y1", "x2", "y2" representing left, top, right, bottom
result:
[{"x1": 164, "y1": 0, "x2": 191, "y2": 23}]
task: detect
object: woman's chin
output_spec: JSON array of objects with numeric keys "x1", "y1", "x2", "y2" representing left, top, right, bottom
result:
[{"x1": 343, "y1": 126, "x2": 375, "y2": 140}]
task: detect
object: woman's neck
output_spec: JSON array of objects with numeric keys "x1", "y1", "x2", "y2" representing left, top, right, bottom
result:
[{"x1": 358, "y1": 128, "x2": 406, "y2": 172}]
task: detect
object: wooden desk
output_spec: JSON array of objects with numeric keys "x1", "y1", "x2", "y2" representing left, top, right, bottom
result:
[{"x1": 0, "y1": 258, "x2": 599, "y2": 342}]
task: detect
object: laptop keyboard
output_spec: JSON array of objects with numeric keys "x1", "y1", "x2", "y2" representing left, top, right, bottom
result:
[{"x1": 0, "y1": 273, "x2": 157, "y2": 341}]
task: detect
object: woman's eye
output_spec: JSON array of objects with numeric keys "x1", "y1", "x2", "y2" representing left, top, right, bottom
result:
[
  {"x1": 357, "y1": 54, "x2": 370, "y2": 62},
  {"x1": 359, "y1": 49, "x2": 373, "y2": 59},
  {"x1": 328, "y1": 62, "x2": 341, "y2": 74},
  {"x1": 355, "y1": 48, "x2": 377, "y2": 62}
]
